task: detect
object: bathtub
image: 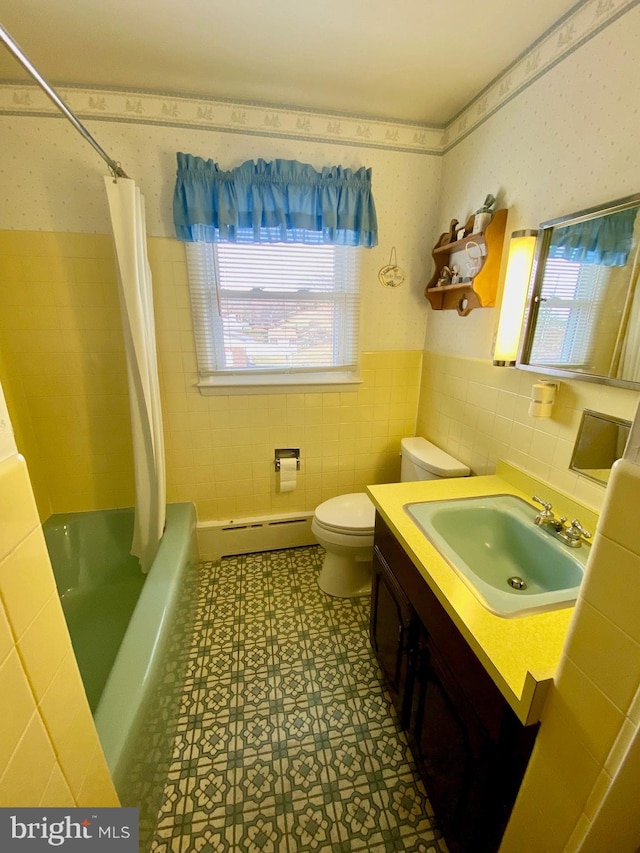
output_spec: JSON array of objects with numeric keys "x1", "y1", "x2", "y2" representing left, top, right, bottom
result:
[{"x1": 43, "y1": 502, "x2": 198, "y2": 800}]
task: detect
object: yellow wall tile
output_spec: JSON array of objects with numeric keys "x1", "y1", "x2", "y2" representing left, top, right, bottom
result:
[
  {"x1": 0, "y1": 528, "x2": 57, "y2": 640},
  {"x1": 18, "y1": 594, "x2": 75, "y2": 702},
  {"x1": 502, "y1": 700, "x2": 599, "y2": 852},
  {"x1": 565, "y1": 600, "x2": 640, "y2": 713},
  {"x1": 39, "y1": 651, "x2": 92, "y2": 741},
  {"x1": 0, "y1": 231, "x2": 426, "y2": 521},
  {"x1": 578, "y1": 730, "x2": 640, "y2": 853},
  {"x1": 580, "y1": 534, "x2": 640, "y2": 645},
  {"x1": 0, "y1": 426, "x2": 118, "y2": 806},
  {"x1": 39, "y1": 763, "x2": 75, "y2": 807},
  {"x1": 0, "y1": 712, "x2": 57, "y2": 807},
  {"x1": 0, "y1": 455, "x2": 39, "y2": 561},
  {"x1": 555, "y1": 658, "x2": 624, "y2": 766},
  {"x1": 45, "y1": 696, "x2": 103, "y2": 793},
  {"x1": 0, "y1": 232, "x2": 132, "y2": 516},
  {"x1": 0, "y1": 649, "x2": 38, "y2": 772},
  {"x1": 75, "y1": 744, "x2": 121, "y2": 808},
  {"x1": 595, "y1": 459, "x2": 640, "y2": 552},
  {"x1": 416, "y1": 350, "x2": 640, "y2": 513},
  {"x1": 0, "y1": 604, "x2": 13, "y2": 665}
]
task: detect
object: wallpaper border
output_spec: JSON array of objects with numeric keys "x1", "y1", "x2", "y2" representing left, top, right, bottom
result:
[
  {"x1": 0, "y1": 0, "x2": 635, "y2": 156},
  {"x1": 442, "y1": 0, "x2": 640, "y2": 152},
  {"x1": 0, "y1": 86, "x2": 444, "y2": 156}
]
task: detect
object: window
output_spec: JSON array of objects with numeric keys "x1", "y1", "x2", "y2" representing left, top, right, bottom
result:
[
  {"x1": 529, "y1": 255, "x2": 609, "y2": 368},
  {"x1": 186, "y1": 238, "x2": 360, "y2": 391}
]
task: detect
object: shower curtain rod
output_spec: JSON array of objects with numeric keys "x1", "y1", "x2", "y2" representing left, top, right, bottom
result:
[{"x1": 0, "y1": 23, "x2": 129, "y2": 179}]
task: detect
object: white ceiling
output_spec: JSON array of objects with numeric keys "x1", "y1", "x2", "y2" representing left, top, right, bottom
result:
[{"x1": 0, "y1": 0, "x2": 580, "y2": 125}]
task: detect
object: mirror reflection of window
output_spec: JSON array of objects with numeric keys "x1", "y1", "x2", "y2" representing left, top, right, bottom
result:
[
  {"x1": 530, "y1": 257, "x2": 610, "y2": 369},
  {"x1": 521, "y1": 198, "x2": 640, "y2": 386}
]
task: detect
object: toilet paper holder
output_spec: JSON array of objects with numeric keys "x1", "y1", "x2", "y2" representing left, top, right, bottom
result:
[{"x1": 275, "y1": 448, "x2": 300, "y2": 471}]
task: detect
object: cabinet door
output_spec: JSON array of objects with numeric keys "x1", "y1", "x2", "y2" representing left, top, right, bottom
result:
[
  {"x1": 411, "y1": 633, "x2": 496, "y2": 853},
  {"x1": 369, "y1": 544, "x2": 416, "y2": 726}
]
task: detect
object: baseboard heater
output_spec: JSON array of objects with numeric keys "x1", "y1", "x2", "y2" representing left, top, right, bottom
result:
[{"x1": 197, "y1": 511, "x2": 316, "y2": 561}]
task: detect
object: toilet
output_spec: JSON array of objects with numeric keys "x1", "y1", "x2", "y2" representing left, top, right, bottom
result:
[{"x1": 311, "y1": 437, "x2": 470, "y2": 597}]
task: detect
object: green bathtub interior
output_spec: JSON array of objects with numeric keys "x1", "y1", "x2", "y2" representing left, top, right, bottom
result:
[
  {"x1": 44, "y1": 508, "x2": 145, "y2": 712},
  {"x1": 43, "y1": 501, "x2": 198, "y2": 839}
]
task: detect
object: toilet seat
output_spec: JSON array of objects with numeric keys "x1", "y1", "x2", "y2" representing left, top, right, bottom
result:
[
  {"x1": 312, "y1": 437, "x2": 469, "y2": 599},
  {"x1": 313, "y1": 493, "x2": 375, "y2": 535}
]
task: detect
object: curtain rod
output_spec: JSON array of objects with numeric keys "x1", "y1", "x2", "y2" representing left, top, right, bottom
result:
[{"x1": 0, "y1": 23, "x2": 129, "y2": 179}]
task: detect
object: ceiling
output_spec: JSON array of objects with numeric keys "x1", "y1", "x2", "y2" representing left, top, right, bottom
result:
[{"x1": 0, "y1": 0, "x2": 580, "y2": 125}]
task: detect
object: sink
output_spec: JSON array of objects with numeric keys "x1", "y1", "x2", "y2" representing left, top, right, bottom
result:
[{"x1": 404, "y1": 494, "x2": 588, "y2": 617}]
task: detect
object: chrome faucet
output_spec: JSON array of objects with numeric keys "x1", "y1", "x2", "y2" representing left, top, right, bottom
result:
[
  {"x1": 531, "y1": 496, "x2": 592, "y2": 548},
  {"x1": 532, "y1": 496, "x2": 565, "y2": 531},
  {"x1": 562, "y1": 519, "x2": 593, "y2": 548}
]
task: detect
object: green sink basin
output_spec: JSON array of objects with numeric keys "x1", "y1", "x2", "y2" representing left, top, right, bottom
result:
[{"x1": 404, "y1": 494, "x2": 588, "y2": 617}]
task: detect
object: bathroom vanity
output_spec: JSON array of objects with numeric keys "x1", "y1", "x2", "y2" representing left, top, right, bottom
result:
[
  {"x1": 371, "y1": 513, "x2": 538, "y2": 852},
  {"x1": 367, "y1": 463, "x2": 598, "y2": 853}
]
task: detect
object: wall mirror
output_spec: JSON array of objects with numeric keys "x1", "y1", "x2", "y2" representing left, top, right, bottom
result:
[
  {"x1": 570, "y1": 409, "x2": 631, "y2": 485},
  {"x1": 518, "y1": 192, "x2": 640, "y2": 389}
]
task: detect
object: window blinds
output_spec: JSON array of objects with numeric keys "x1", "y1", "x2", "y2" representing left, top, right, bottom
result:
[
  {"x1": 529, "y1": 257, "x2": 609, "y2": 367},
  {"x1": 186, "y1": 241, "x2": 359, "y2": 376}
]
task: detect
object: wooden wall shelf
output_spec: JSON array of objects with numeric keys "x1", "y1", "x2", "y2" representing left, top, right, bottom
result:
[{"x1": 425, "y1": 208, "x2": 508, "y2": 315}]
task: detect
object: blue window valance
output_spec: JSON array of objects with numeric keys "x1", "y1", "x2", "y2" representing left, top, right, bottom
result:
[
  {"x1": 549, "y1": 206, "x2": 639, "y2": 267},
  {"x1": 173, "y1": 153, "x2": 378, "y2": 247}
]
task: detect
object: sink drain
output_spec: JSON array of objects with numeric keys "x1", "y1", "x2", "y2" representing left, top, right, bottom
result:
[{"x1": 508, "y1": 576, "x2": 527, "y2": 590}]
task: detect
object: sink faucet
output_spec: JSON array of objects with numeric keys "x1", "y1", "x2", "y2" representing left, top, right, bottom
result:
[
  {"x1": 532, "y1": 496, "x2": 566, "y2": 531},
  {"x1": 531, "y1": 496, "x2": 592, "y2": 548},
  {"x1": 562, "y1": 519, "x2": 593, "y2": 548}
]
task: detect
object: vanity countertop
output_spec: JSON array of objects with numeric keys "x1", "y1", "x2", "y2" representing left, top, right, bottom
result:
[{"x1": 366, "y1": 461, "x2": 599, "y2": 725}]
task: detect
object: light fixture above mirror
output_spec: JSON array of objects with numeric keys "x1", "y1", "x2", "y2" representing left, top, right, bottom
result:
[{"x1": 517, "y1": 192, "x2": 640, "y2": 389}]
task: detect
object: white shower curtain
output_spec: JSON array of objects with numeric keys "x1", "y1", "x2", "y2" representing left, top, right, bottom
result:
[{"x1": 104, "y1": 177, "x2": 166, "y2": 573}]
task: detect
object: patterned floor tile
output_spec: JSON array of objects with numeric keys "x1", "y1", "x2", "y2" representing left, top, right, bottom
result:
[
  {"x1": 282, "y1": 791, "x2": 344, "y2": 852},
  {"x1": 330, "y1": 786, "x2": 393, "y2": 851},
  {"x1": 235, "y1": 811, "x2": 289, "y2": 853},
  {"x1": 176, "y1": 821, "x2": 235, "y2": 853},
  {"x1": 142, "y1": 546, "x2": 447, "y2": 853},
  {"x1": 280, "y1": 742, "x2": 327, "y2": 800}
]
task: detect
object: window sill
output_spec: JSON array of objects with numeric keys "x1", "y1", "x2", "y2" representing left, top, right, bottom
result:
[{"x1": 197, "y1": 371, "x2": 362, "y2": 395}]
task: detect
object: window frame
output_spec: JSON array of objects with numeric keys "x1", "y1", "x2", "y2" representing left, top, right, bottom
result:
[
  {"x1": 185, "y1": 241, "x2": 362, "y2": 394},
  {"x1": 528, "y1": 256, "x2": 609, "y2": 369}
]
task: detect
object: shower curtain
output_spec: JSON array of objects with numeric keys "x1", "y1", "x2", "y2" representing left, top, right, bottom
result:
[{"x1": 104, "y1": 177, "x2": 166, "y2": 573}]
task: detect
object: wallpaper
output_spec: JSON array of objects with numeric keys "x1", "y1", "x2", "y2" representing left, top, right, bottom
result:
[{"x1": 426, "y1": 2, "x2": 640, "y2": 360}]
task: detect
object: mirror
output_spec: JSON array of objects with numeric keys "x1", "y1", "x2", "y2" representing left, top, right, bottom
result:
[
  {"x1": 518, "y1": 192, "x2": 640, "y2": 388},
  {"x1": 570, "y1": 410, "x2": 631, "y2": 485}
]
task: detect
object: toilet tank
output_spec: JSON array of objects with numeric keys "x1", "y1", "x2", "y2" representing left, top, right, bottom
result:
[{"x1": 400, "y1": 437, "x2": 470, "y2": 481}]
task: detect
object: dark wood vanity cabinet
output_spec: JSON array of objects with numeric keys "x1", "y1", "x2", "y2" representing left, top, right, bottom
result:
[
  {"x1": 370, "y1": 514, "x2": 538, "y2": 853},
  {"x1": 369, "y1": 540, "x2": 417, "y2": 727}
]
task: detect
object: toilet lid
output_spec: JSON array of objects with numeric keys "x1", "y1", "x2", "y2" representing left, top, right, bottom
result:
[{"x1": 314, "y1": 493, "x2": 376, "y2": 534}]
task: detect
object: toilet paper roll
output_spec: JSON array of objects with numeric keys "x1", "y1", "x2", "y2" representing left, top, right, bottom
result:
[
  {"x1": 531, "y1": 382, "x2": 556, "y2": 404},
  {"x1": 278, "y1": 457, "x2": 297, "y2": 493},
  {"x1": 528, "y1": 400, "x2": 553, "y2": 418}
]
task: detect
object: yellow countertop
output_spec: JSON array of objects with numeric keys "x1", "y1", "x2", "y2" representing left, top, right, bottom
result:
[{"x1": 367, "y1": 462, "x2": 598, "y2": 726}]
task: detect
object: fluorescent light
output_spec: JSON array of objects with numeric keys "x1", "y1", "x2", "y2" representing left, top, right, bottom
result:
[{"x1": 493, "y1": 229, "x2": 538, "y2": 366}]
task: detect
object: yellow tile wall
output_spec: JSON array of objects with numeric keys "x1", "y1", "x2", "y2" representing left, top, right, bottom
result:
[
  {"x1": 0, "y1": 452, "x2": 118, "y2": 806},
  {"x1": 158, "y1": 345, "x2": 422, "y2": 520},
  {"x1": 148, "y1": 236, "x2": 423, "y2": 520},
  {"x1": 416, "y1": 350, "x2": 640, "y2": 512},
  {"x1": 0, "y1": 231, "x2": 133, "y2": 518},
  {"x1": 501, "y1": 458, "x2": 640, "y2": 851},
  {"x1": 0, "y1": 231, "x2": 423, "y2": 523}
]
